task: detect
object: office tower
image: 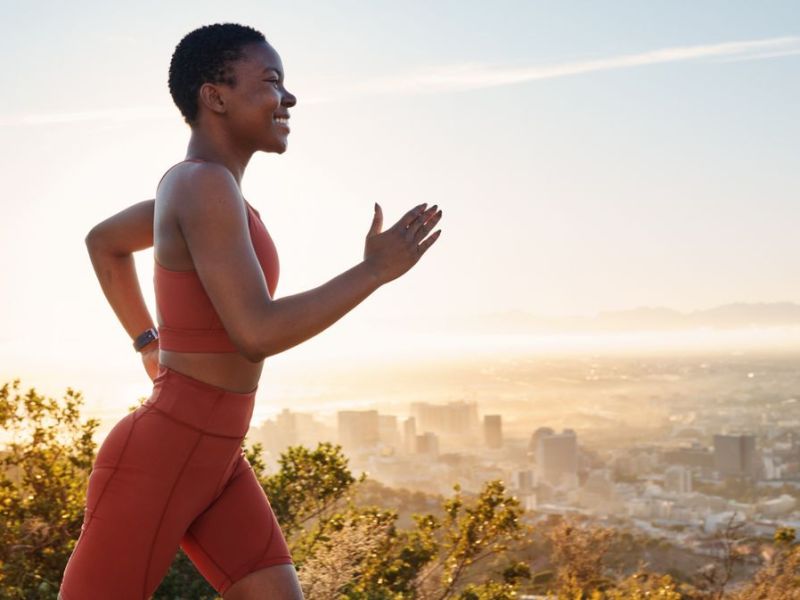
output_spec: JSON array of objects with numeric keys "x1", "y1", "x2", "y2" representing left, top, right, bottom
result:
[
  {"x1": 416, "y1": 431, "x2": 440, "y2": 457},
  {"x1": 663, "y1": 444, "x2": 714, "y2": 469},
  {"x1": 410, "y1": 401, "x2": 479, "y2": 436},
  {"x1": 337, "y1": 410, "x2": 380, "y2": 450},
  {"x1": 529, "y1": 426, "x2": 555, "y2": 459},
  {"x1": 516, "y1": 469, "x2": 534, "y2": 491},
  {"x1": 379, "y1": 414, "x2": 400, "y2": 448},
  {"x1": 713, "y1": 434, "x2": 758, "y2": 477},
  {"x1": 274, "y1": 408, "x2": 298, "y2": 447},
  {"x1": 537, "y1": 429, "x2": 578, "y2": 487},
  {"x1": 403, "y1": 417, "x2": 417, "y2": 454},
  {"x1": 483, "y1": 414, "x2": 503, "y2": 449}
]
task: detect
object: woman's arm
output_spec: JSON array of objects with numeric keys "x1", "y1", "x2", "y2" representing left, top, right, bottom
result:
[
  {"x1": 173, "y1": 163, "x2": 441, "y2": 363},
  {"x1": 85, "y1": 199, "x2": 158, "y2": 350}
]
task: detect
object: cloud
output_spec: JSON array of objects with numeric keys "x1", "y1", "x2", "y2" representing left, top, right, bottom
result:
[
  {"x1": 2, "y1": 36, "x2": 797, "y2": 124},
  {"x1": 343, "y1": 36, "x2": 800, "y2": 97},
  {"x1": 0, "y1": 106, "x2": 173, "y2": 127}
]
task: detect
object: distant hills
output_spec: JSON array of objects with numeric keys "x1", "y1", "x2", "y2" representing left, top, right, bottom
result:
[{"x1": 397, "y1": 303, "x2": 800, "y2": 334}]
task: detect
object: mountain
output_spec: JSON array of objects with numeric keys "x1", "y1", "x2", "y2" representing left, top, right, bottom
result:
[{"x1": 389, "y1": 303, "x2": 800, "y2": 334}]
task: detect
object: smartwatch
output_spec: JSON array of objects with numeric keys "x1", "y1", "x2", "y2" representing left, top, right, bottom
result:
[{"x1": 133, "y1": 327, "x2": 159, "y2": 352}]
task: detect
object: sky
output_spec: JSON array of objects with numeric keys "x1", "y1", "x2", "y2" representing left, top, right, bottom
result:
[{"x1": 1, "y1": 1, "x2": 798, "y2": 425}]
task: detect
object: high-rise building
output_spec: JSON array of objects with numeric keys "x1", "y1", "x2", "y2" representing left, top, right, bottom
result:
[
  {"x1": 337, "y1": 410, "x2": 380, "y2": 451},
  {"x1": 529, "y1": 427, "x2": 555, "y2": 459},
  {"x1": 416, "y1": 431, "x2": 439, "y2": 457},
  {"x1": 515, "y1": 469, "x2": 534, "y2": 491},
  {"x1": 410, "y1": 401, "x2": 479, "y2": 436},
  {"x1": 379, "y1": 414, "x2": 400, "y2": 448},
  {"x1": 663, "y1": 444, "x2": 714, "y2": 469},
  {"x1": 713, "y1": 434, "x2": 758, "y2": 477},
  {"x1": 275, "y1": 408, "x2": 298, "y2": 447},
  {"x1": 483, "y1": 414, "x2": 503, "y2": 449},
  {"x1": 403, "y1": 417, "x2": 417, "y2": 454},
  {"x1": 537, "y1": 429, "x2": 578, "y2": 487}
]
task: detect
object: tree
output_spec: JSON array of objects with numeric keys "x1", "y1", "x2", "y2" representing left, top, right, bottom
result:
[
  {"x1": 0, "y1": 379, "x2": 99, "y2": 600},
  {"x1": 343, "y1": 481, "x2": 532, "y2": 600},
  {"x1": 0, "y1": 378, "x2": 583, "y2": 599},
  {"x1": 731, "y1": 527, "x2": 800, "y2": 600},
  {"x1": 545, "y1": 517, "x2": 615, "y2": 598},
  {"x1": 693, "y1": 512, "x2": 749, "y2": 600}
]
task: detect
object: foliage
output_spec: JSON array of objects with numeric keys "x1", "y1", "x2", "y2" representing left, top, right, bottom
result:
[
  {"x1": 598, "y1": 571, "x2": 683, "y2": 599},
  {"x1": 297, "y1": 507, "x2": 394, "y2": 600},
  {"x1": 152, "y1": 548, "x2": 218, "y2": 599},
  {"x1": 341, "y1": 481, "x2": 531, "y2": 600},
  {"x1": 10, "y1": 376, "x2": 800, "y2": 599},
  {"x1": 692, "y1": 512, "x2": 748, "y2": 600},
  {"x1": 545, "y1": 517, "x2": 616, "y2": 598},
  {"x1": 731, "y1": 528, "x2": 800, "y2": 600},
  {"x1": 260, "y1": 441, "x2": 361, "y2": 542},
  {"x1": 0, "y1": 379, "x2": 99, "y2": 600}
]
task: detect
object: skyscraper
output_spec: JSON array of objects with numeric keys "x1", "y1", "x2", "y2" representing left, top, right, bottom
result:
[
  {"x1": 403, "y1": 417, "x2": 417, "y2": 454},
  {"x1": 337, "y1": 410, "x2": 380, "y2": 451},
  {"x1": 379, "y1": 414, "x2": 400, "y2": 448},
  {"x1": 416, "y1": 431, "x2": 440, "y2": 457},
  {"x1": 483, "y1": 414, "x2": 503, "y2": 449},
  {"x1": 537, "y1": 429, "x2": 578, "y2": 487},
  {"x1": 410, "y1": 401, "x2": 479, "y2": 436},
  {"x1": 713, "y1": 434, "x2": 758, "y2": 477},
  {"x1": 529, "y1": 426, "x2": 556, "y2": 459}
]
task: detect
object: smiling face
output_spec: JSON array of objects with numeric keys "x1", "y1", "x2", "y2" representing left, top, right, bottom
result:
[{"x1": 200, "y1": 41, "x2": 297, "y2": 154}]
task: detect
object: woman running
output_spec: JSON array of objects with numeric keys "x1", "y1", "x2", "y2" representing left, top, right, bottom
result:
[{"x1": 59, "y1": 22, "x2": 443, "y2": 600}]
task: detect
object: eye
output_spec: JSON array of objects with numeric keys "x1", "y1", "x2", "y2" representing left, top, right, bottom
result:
[{"x1": 264, "y1": 79, "x2": 280, "y2": 87}]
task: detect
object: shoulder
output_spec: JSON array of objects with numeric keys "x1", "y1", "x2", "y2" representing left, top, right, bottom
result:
[
  {"x1": 168, "y1": 161, "x2": 238, "y2": 197},
  {"x1": 163, "y1": 162, "x2": 244, "y2": 220}
]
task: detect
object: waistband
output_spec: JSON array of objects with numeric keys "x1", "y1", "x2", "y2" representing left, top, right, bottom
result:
[{"x1": 143, "y1": 364, "x2": 257, "y2": 438}]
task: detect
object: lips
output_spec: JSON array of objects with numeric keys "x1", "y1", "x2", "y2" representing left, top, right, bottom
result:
[{"x1": 274, "y1": 115, "x2": 290, "y2": 133}]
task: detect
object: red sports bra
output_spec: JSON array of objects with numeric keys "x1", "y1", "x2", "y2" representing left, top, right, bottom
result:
[{"x1": 154, "y1": 159, "x2": 279, "y2": 353}]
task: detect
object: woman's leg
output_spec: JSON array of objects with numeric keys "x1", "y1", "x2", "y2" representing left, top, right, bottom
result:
[
  {"x1": 224, "y1": 564, "x2": 303, "y2": 599},
  {"x1": 59, "y1": 374, "x2": 249, "y2": 599},
  {"x1": 181, "y1": 451, "x2": 297, "y2": 597}
]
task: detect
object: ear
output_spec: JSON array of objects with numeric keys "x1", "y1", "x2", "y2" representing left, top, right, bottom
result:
[{"x1": 198, "y1": 82, "x2": 227, "y2": 116}]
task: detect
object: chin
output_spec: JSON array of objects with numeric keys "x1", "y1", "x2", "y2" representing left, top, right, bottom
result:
[{"x1": 262, "y1": 140, "x2": 288, "y2": 154}]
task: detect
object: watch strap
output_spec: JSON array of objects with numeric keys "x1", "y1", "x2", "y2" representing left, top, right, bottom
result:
[{"x1": 133, "y1": 327, "x2": 159, "y2": 352}]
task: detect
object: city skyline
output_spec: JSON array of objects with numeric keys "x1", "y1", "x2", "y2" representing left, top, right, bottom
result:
[{"x1": 1, "y1": 2, "x2": 798, "y2": 424}]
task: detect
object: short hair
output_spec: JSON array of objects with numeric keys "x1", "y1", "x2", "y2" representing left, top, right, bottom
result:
[{"x1": 168, "y1": 23, "x2": 267, "y2": 126}]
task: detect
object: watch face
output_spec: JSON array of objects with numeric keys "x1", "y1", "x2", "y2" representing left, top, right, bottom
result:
[{"x1": 135, "y1": 329, "x2": 157, "y2": 350}]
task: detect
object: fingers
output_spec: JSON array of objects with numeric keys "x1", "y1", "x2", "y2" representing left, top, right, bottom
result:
[
  {"x1": 368, "y1": 202, "x2": 383, "y2": 237},
  {"x1": 417, "y1": 229, "x2": 442, "y2": 256},
  {"x1": 412, "y1": 206, "x2": 442, "y2": 243},
  {"x1": 398, "y1": 203, "x2": 428, "y2": 229}
]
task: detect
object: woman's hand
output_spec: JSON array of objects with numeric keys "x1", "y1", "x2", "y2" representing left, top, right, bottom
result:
[
  {"x1": 140, "y1": 345, "x2": 160, "y2": 382},
  {"x1": 364, "y1": 202, "x2": 443, "y2": 285}
]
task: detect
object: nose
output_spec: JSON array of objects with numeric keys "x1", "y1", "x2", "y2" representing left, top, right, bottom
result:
[{"x1": 282, "y1": 88, "x2": 297, "y2": 108}]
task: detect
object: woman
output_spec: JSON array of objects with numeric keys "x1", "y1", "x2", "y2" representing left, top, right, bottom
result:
[{"x1": 59, "y1": 23, "x2": 443, "y2": 600}]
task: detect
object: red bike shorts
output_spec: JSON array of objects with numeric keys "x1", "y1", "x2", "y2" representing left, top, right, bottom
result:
[{"x1": 60, "y1": 364, "x2": 293, "y2": 599}]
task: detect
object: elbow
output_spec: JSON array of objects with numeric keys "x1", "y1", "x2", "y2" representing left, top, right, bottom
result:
[
  {"x1": 85, "y1": 226, "x2": 108, "y2": 255},
  {"x1": 85, "y1": 227, "x2": 99, "y2": 252},
  {"x1": 236, "y1": 306, "x2": 277, "y2": 362},
  {"x1": 242, "y1": 346, "x2": 267, "y2": 363},
  {"x1": 237, "y1": 332, "x2": 272, "y2": 363}
]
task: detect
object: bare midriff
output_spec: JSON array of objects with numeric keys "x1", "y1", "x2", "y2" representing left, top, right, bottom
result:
[{"x1": 158, "y1": 351, "x2": 263, "y2": 394}]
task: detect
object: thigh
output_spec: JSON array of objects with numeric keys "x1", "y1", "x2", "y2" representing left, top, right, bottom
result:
[
  {"x1": 181, "y1": 451, "x2": 294, "y2": 596},
  {"x1": 60, "y1": 404, "x2": 240, "y2": 599},
  {"x1": 224, "y1": 564, "x2": 303, "y2": 600}
]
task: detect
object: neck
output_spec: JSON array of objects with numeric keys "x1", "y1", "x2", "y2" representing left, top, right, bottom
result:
[{"x1": 185, "y1": 127, "x2": 254, "y2": 187}]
